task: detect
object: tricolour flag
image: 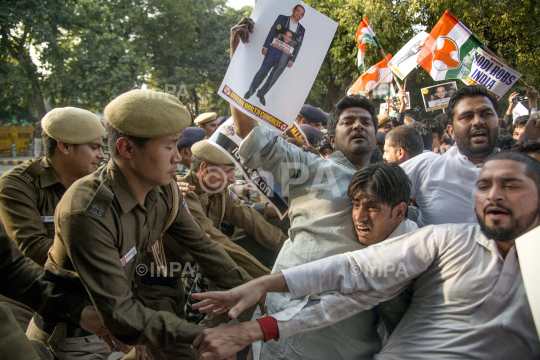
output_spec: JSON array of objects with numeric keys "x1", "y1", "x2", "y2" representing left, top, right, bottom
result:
[
  {"x1": 417, "y1": 11, "x2": 485, "y2": 81},
  {"x1": 348, "y1": 54, "x2": 394, "y2": 99},
  {"x1": 356, "y1": 16, "x2": 381, "y2": 72}
]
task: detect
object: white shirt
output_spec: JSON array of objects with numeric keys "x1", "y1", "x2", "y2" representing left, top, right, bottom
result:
[
  {"x1": 400, "y1": 146, "x2": 482, "y2": 227},
  {"x1": 281, "y1": 223, "x2": 540, "y2": 359},
  {"x1": 271, "y1": 219, "x2": 418, "y2": 338},
  {"x1": 239, "y1": 126, "x2": 380, "y2": 359}
]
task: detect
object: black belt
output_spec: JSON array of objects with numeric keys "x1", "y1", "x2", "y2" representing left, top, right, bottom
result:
[
  {"x1": 140, "y1": 273, "x2": 179, "y2": 287},
  {"x1": 33, "y1": 314, "x2": 93, "y2": 338}
]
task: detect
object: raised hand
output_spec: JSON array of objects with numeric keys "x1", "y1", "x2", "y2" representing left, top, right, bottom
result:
[
  {"x1": 518, "y1": 111, "x2": 540, "y2": 143},
  {"x1": 230, "y1": 17, "x2": 255, "y2": 59}
]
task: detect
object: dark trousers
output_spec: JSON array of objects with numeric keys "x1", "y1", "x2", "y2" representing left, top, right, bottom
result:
[{"x1": 249, "y1": 54, "x2": 290, "y2": 96}]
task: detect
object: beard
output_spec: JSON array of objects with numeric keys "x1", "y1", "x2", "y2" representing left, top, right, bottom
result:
[
  {"x1": 477, "y1": 202, "x2": 539, "y2": 242},
  {"x1": 455, "y1": 125, "x2": 498, "y2": 159}
]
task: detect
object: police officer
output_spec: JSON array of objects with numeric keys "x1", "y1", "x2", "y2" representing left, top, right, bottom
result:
[
  {"x1": 0, "y1": 107, "x2": 106, "y2": 266},
  {"x1": 28, "y1": 90, "x2": 253, "y2": 359},
  {"x1": 179, "y1": 140, "x2": 286, "y2": 323},
  {"x1": 0, "y1": 107, "x2": 105, "y2": 333},
  {"x1": 298, "y1": 104, "x2": 327, "y2": 130},
  {"x1": 177, "y1": 127, "x2": 206, "y2": 177},
  {"x1": 194, "y1": 112, "x2": 219, "y2": 138}
]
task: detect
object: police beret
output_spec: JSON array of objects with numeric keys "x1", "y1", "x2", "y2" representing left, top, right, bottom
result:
[
  {"x1": 104, "y1": 90, "x2": 191, "y2": 138},
  {"x1": 177, "y1": 127, "x2": 207, "y2": 150},
  {"x1": 194, "y1": 112, "x2": 218, "y2": 125},
  {"x1": 191, "y1": 140, "x2": 234, "y2": 166},
  {"x1": 217, "y1": 116, "x2": 228, "y2": 125},
  {"x1": 42, "y1": 107, "x2": 106, "y2": 144},
  {"x1": 299, "y1": 124, "x2": 325, "y2": 144},
  {"x1": 300, "y1": 105, "x2": 328, "y2": 124},
  {"x1": 377, "y1": 114, "x2": 392, "y2": 126}
]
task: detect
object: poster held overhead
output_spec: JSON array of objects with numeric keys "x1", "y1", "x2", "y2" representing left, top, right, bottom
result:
[
  {"x1": 463, "y1": 47, "x2": 521, "y2": 99},
  {"x1": 388, "y1": 31, "x2": 429, "y2": 80},
  {"x1": 218, "y1": 0, "x2": 337, "y2": 134},
  {"x1": 421, "y1": 81, "x2": 458, "y2": 112}
]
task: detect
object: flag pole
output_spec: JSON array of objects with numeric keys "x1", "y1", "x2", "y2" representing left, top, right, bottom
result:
[{"x1": 378, "y1": 47, "x2": 402, "y2": 89}]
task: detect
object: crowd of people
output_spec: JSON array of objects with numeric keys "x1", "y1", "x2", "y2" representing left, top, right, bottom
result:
[{"x1": 0, "y1": 15, "x2": 539, "y2": 360}]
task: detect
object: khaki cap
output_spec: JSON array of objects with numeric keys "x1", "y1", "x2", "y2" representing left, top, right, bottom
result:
[
  {"x1": 191, "y1": 140, "x2": 234, "y2": 166},
  {"x1": 194, "y1": 112, "x2": 218, "y2": 125},
  {"x1": 42, "y1": 107, "x2": 106, "y2": 144},
  {"x1": 377, "y1": 114, "x2": 392, "y2": 127},
  {"x1": 104, "y1": 90, "x2": 191, "y2": 138}
]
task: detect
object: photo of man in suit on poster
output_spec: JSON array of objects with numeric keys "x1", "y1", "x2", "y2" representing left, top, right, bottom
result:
[{"x1": 244, "y1": 4, "x2": 306, "y2": 106}]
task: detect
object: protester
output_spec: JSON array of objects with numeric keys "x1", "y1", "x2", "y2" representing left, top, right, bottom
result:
[
  {"x1": 220, "y1": 17, "x2": 388, "y2": 359},
  {"x1": 516, "y1": 140, "x2": 540, "y2": 162},
  {"x1": 313, "y1": 135, "x2": 334, "y2": 158},
  {"x1": 195, "y1": 112, "x2": 219, "y2": 138},
  {"x1": 383, "y1": 126, "x2": 424, "y2": 164},
  {"x1": 513, "y1": 115, "x2": 530, "y2": 140},
  {"x1": 421, "y1": 118, "x2": 444, "y2": 151},
  {"x1": 434, "y1": 112, "x2": 454, "y2": 146},
  {"x1": 409, "y1": 122, "x2": 434, "y2": 152},
  {"x1": 28, "y1": 90, "x2": 253, "y2": 360},
  {"x1": 191, "y1": 151, "x2": 540, "y2": 360},
  {"x1": 401, "y1": 85, "x2": 501, "y2": 227}
]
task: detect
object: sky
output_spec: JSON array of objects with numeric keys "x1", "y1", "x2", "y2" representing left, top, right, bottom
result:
[{"x1": 227, "y1": 0, "x2": 255, "y2": 9}]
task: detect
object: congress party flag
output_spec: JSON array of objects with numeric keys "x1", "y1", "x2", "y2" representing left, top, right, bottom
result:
[
  {"x1": 356, "y1": 16, "x2": 381, "y2": 72},
  {"x1": 417, "y1": 11, "x2": 485, "y2": 81},
  {"x1": 348, "y1": 54, "x2": 394, "y2": 99}
]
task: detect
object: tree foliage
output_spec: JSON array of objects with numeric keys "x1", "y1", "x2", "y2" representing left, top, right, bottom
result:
[{"x1": 303, "y1": 0, "x2": 539, "y2": 118}]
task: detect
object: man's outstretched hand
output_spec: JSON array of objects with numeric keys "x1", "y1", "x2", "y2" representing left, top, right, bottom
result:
[
  {"x1": 193, "y1": 322, "x2": 265, "y2": 360},
  {"x1": 191, "y1": 273, "x2": 289, "y2": 319},
  {"x1": 230, "y1": 17, "x2": 255, "y2": 59}
]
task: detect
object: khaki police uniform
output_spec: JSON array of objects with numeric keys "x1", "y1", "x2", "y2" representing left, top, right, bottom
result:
[
  {"x1": 41, "y1": 158, "x2": 251, "y2": 351},
  {"x1": 179, "y1": 170, "x2": 287, "y2": 278},
  {"x1": 0, "y1": 221, "x2": 93, "y2": 360},
  {"x1": 0, "y1": 157, "x2": 66, "y2": 266}
]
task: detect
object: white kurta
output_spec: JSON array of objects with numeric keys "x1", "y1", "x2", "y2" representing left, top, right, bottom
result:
[
  {"x1": 400, "y1": 146, "x2": 484, "y2": 227},
  {"x1": 239, "y1": 126, "x2": 380, "y2": 359},
  {"x1": 280, "y1": 223, "x2": 540, "y2": 359}
]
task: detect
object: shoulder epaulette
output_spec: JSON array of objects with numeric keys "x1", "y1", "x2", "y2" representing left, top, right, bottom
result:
[
  {"x1": 84, "y1": 179, "x2": 114, "y2": 217},
  {"x1": 19, "y1": 160, "x2": 45, "y2": 185}
]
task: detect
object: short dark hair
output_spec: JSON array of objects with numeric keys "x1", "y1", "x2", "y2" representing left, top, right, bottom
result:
[
  {"x1": 386, "y1": 126, "x2": 424, "y2": 157},
  {"x1": 410, "y1": 122, "x2": 433, "y2": 151},
  {"x1": 514, "y1": 115, "x2": 529, "y2": 129},
  {"x1": 484, "y1": 151, "x2": 540, "y2": 195},
  {"x1": 107, "y1": 123, "x2": 150, "y2": 158},
  {"x1": 348, "y1": 162, "x2": 411, "y2": 209},
  {"x1": 446, "y1": 85, "x2": 498, "y2": 125},
  {"x1": 314, "y1": 135, "x2": 333, "y2": 154},
  {"x1": 434, "y1": 113, "x2": 450, "y2": 129},
  {"x1": 294, "y1": 4, "x2": 305, "y2": 11},
  {"x1": 327, "y1": 95, "x2": 378, "y2": 137},
  {"x1": 515, "y1": 141, "x2": 540, "y2": 156},
  {"x1": 422, "y1": 118, "x2": 444, "y2": 140},
  {"x1": 370, "y1": 146, "x2": 383, "y2": 164},
  {"x1": 190, "y1": 154, "x2": 217, "y2": 173},
  {"x1": 42, "y1": 131, "x2": 57, "y2": 157},
  {"x1": 495, "y1": 133, "x2": 515, "y2": 150}
]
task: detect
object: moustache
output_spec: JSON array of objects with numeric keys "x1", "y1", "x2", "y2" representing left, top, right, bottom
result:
[{"x1": 483, "y1": 202, "x2": 513, "y2": 216}]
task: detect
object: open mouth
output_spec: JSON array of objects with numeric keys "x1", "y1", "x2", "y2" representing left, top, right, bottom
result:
[
  {"x1": 351, "y1": 132, "x2": 366, "y2": 141},
  {"x1": 470, "y1": 129, "x2": 487, "y2": 141},
  {"x1": 485, "y1": 206, "x2": 510, "y2": 219},
  {"x1": 356, "y1": 225, "x2": 370, "y2": 236}
]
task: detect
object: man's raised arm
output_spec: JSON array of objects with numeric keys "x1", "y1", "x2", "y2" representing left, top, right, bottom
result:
[{"x1": 229, "y1": 18, "x2": 259, "y2": 139}]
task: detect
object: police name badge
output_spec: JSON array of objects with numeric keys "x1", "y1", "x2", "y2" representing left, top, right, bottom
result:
[
  {"x1": 41, "y1": 216, "x2": 54, "y2": 223},
  {"x1": 121, "y1": 247, "x2": 137, "y2": 267}
]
